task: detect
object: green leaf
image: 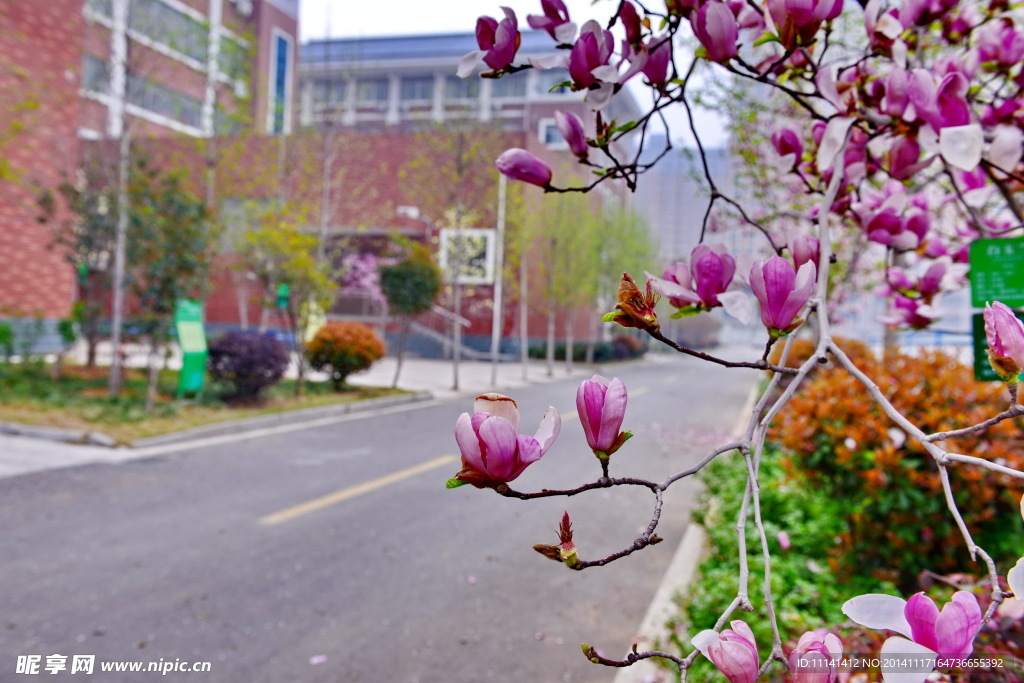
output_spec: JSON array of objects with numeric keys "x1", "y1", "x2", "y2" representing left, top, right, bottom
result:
[
  {"x1": 753, "y1": 31, "x2": 781, "y2": 46},
  {"x1": 611, "y1": 120, "x2": 639, "y2": 135},
  {"x1": 548, "y1": 80, "x2": 572, "y2": 93},
  {"x1": 670, "y1": 307, "x2": 704, "y2": 319},
  {"x1": 601, "y1": 311, "x2": 622, "y2": 323},
  {"x1": 445, "y1": 477, "x2": 469, "y2": 489}
]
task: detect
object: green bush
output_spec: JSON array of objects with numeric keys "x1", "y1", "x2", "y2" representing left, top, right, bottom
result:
[
  {"x1": 770, "y1": 350, "x2": 1024, "y2": 590},
  {"x1": 675, "y1": 447, "x2": 896, "y2": 676},
  {"x1": 527, "y1": 334, "x2": 648, "y2": 362},
  {"x1": 305, "y1": 321, "x2": 385, "y2": 391}
]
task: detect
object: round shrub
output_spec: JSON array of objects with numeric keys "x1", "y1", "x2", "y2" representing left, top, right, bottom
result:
[
  {"x1": 207, "y1": 330, "x2": 289, "y2": 402},
  {"x1": 769, "y1": 349, "x2": 1024, "y2": 590},
  {"x1": 305, "y1": 321, "x2": 385, "y2": 391}
]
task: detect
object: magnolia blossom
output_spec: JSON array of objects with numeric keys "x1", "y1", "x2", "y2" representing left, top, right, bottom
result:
[
  {"x1": 790, "y1": 235, "x2": 820, "y2": 273},
  {"x1": 691, "y1": 620, "x2": 759, "y2": 683},
  {"x1": 452, "y1": 393, "x2": 560, "y2": 487},
  {"x1": 648, "y1": 245, "x2": 736, "y2": 314},
  {"x1": 842, "y1": 591, "x2": 982, "y2": 681},
  {"x1": 458, "y1": 8, "x2": 521, "y2": 77},
  {"x1": 977, "y1": 18, "x2": 1024, "y2": 68},
  {"x1": 771, "y1": 128, "x2": 803, "y2": 168},
  {"x1": 984, "y1": 301, "x2": 1024, "y2": 381},
  {"x1": 554, "y1": 110, "x2": 588, "y2": 158},
  {"x1": 749, "y1": 256, "x2": 816, "y2": 337},
  {"x1": 495, "y1": 148, "x2": 553, "y2": 187},
  {"x1": 691, "y1": 1, "x2": 738, "y2": 63},
  {"x1": 789, "y1": 629, "x2": 843, "y2": 683},
  {"x1": 527, "y1": 0, "x2": 576, "y2": 44},
  {"x1": 576, "y1": 375, "x2": 629, "y2": 455}
]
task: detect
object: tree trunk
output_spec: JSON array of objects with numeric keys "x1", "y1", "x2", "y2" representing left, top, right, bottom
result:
[
  {"x1": 392, "y1": 316, "x2": 411, "y2": 389},
  {"x1": 565, "y1": 310, "x2": 574, "y2": 374},
  {"x1": 144, "y1": 321, "x2": 162, "y2": 414},
  {"x1": 288, "y1": 303, "x2": 304, "y2": 397},
  {"x1": 546, "y1": 303, "x2": 556, "y2": 378}
]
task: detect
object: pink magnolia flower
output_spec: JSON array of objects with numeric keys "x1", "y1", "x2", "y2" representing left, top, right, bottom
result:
[
  {"x1": 554, "y1": 110, "x2": 588, "y2": 158},
  {"x1": 790, "y1": 235, "x2": 820, "y2": 274},
  {"x1": 452, "y1": 393, "x2": 560, "y2": 487},
  {"x1": 576, "y1": 375, "x2": 629, "y2": 455},
  {"x1": 640, "y1": 36, "x2": 672, "y2": 85},
  {"x1": 843, "y1": 591, "x2": 982, "y2": 677},
  {"x1": 692, "y1": 1, "x2": 739, "y2": 63},
  {"x1": 648, "y1": 244, "x2": 736, "y2": 314},
  {"x1": 789, "y1": 629, "x2": 843, "y2": 683},
  {"x1": 888, "y1": 137, "x2": 932, "y2": 180},
  {"x1": 883, "y1": 294, "x2": 940, "y2": 330},
  {"x1": 771, "y1": 128, "x2": 803, "y2": 168},
  {"x1": 978, "y1": 18, "x2": 1024, "y2": 67},
  {"x1": 749, "y1": 256, "x2": 816, "y2": 337},
  {"x1": 458, "y1": 8, "x2": 521, "y2": 77},
  {"x1": 618, "y1": 1, "x2": 643, "y2": 47},
  {"x1": 984, "y1": 301, "x2": 1024, "y2": 381},
  {"x1": 568, "y1": 21, "x2": 615, "y2": 88},
  {"x1": 691, "y1": 620, "x2": 759, "y2": 683},
  {"x1": 495, "y1": 148, "x2": 553, "y2": 187},
  {"x1": 527, "y1": 0, "x2": 575, "y2": 43}
]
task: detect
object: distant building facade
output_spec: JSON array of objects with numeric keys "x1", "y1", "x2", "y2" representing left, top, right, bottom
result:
[{"x1": 0, "y1": 0, "x2": 299, "y2": 347}]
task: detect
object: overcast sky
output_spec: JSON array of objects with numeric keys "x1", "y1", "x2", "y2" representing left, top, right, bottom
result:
[
  {"x1": 298, "y1": 0, "x2": 612, "y2": 41},
  {"x1": 297, "y1": 0, "x2": 728, "y2": 147}
]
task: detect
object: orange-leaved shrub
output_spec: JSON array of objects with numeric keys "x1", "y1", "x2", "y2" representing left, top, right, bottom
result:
[
  {"x1": 769, "y1": 349, "x2": 1024, "y2": 590},
  {"x1": 306, "y1": 322, "x2": 386, "y2": 391}
]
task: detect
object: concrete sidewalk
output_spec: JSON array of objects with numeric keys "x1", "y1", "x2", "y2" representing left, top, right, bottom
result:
[{"x1": 0, "y1": 353, "x2": 654, "y2": 480}]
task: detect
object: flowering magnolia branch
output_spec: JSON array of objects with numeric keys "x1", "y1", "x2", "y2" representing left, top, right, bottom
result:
[{"x1": 454, "y1": 0, "x2": 1024, "y2": 679}]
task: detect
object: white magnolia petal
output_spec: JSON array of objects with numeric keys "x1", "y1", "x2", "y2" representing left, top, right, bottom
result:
[
  {"x1": 554, "y1": 21, "x2": 578, "y2": 44},
  {"x1": 880, "y1": 637, "x2": 936, "y2": 683},
  {"x1": 690, "y1": 629, "x2": 720, "y2": 658},
  {"x1": 528, "y1": 54, "x2": 569, "y2": 70},
  {"x1": 1008, "y1": 557, "x2": 1024, "y2": 598},
  {"x1": 718, "y1": 290, "x2": 753, "y2": 325},
  {"x1": 815, "y1": 67, "x2": 842, "y2": 113},
  {"x1": 533, "y1": 406, "x2": 561, "y2": 454},
  {"x1": 585, "y1": 82, "x2": 615, "y2": 110},
  {"x1": 892, "y1": 40, "x2": 908, "y2": 68},
  {"x1": 939, "y1": 124, "x2": 984, "y2": 171},
  {"x1": 457, "y1": 51, "x2": 486, "y2": 78},
  {"x1": 590, "y1": 64, "x2": 620, "y2": 83},
  {"x1": 474, "y1": 393, "x2": 520, "y2": 432},
  {"x1": 817, "y1": 116, "x2": 855, "y2": 171},
  {"x1": 842, "y1": 594, "x2": 913, "y2": 638},
  {"x1": 878, "y1": 12, "x2": 903, "y2": 39},
  {"x1": 988, "y1": 125, "x2": 1024, "y2": 172}
]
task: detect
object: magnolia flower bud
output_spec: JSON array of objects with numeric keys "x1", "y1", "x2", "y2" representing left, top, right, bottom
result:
[{"x1": 495, "y1": 148, "x2": 553, "y2": 188}]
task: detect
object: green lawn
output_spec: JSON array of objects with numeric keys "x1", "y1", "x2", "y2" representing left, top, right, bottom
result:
[{"x1": 0, "y1": 362, "x2": 407, "y2": 444}]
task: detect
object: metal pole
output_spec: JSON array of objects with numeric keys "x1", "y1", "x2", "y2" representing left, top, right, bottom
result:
[{"x1": 489, "y1": 174, "x2": 506, "y2": 386}]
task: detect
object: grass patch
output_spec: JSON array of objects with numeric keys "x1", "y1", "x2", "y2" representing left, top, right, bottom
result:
[{"x1": 0, "y1": 362, "x2": 408, "y2": 444}]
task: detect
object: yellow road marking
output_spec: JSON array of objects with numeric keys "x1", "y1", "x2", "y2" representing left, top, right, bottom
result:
[{"x1": 258, "y1": 454, "x2": 458, "y2": 526}]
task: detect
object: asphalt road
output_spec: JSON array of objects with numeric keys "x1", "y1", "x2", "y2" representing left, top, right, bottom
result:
[{"x1": 0, "y1": 354, "x2": 755, "y2": 682}]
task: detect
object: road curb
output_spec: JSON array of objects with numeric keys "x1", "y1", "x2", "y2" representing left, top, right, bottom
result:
[
  {"x1": 1, "y1": 392, "x2": 434, "y2": 450},
  {"x1": 613, "y1": 381, "x2": 761, "y2": 683}
]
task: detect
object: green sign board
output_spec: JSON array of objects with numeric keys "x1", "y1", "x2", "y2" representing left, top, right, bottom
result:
[
  {"x1": 972, "y1": 311, "x2": 1024, "y2": 382},
  {"x1": 174, "y1": 299, "x2": 207, "y2": 397},
  {"x1": 969, "y1": 237, "x2": 1024, "y2": 308}
]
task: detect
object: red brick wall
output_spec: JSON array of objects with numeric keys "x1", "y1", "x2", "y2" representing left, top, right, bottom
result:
[{"x1": 0, "y1": 0, "x2": 82, "y2": 319}]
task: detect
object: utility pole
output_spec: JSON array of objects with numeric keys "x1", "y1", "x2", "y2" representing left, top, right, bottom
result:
[{"x1": 489, "y1": 174, "x2": 507, "y2": 386}]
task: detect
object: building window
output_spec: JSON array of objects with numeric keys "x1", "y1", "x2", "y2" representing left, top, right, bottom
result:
[
  {"x1": 445, "y1": 76, "x2": 479, "y2": 101},
  {"x1": 538, "y1": 118, "x2": 567, "y2": 149},
  {"x1": 82, "y1": 54, "x2": 111, "y2": 95},
  {"x1": 492, "y1": 72, "x2": 526, "y2": 99},
  {"x1": 400, "y1": 76, "x2": 433, "y2": 102},
  {"x1": 129, "y1": 0, "x2": 208, "y2": 63},
  {"x1": 84, "y1": 0, "x2": 113, "y2": 18},
  {"x1": 312, "y1": 78, "x2": 347, "y2": 106},
  {"x1": 268, "y1": 32, "x2": 292, "y2": 134},
  {"x1": 355, "y1": 78, "x2": 389, "y2": 104},
  {"x1": 127, "y1": 72, "x2": 203, "y2": 128},
  {"x1": 218, "y1": 36, "x2": 249, "y2": 82}
]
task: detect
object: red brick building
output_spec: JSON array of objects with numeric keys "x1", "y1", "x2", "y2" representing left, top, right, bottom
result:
[{"x1": 0, "y1": 0, "x2": 298, "y2": 349}]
